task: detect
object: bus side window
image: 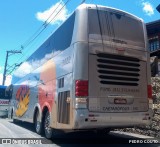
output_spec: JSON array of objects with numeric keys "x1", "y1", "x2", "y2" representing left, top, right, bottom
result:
[{"x1": 52, "y1": 12, "x2": 75, "y2": 52}]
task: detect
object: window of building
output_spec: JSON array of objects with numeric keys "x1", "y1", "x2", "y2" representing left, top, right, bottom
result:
[{"x1": 149, "y1": 36, "x2": 160, "y2": 52}]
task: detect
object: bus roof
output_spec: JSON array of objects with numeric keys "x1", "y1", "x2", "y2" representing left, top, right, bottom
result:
[{"x1": 77, "y1": 3, "x2": 143, "y2": 22}]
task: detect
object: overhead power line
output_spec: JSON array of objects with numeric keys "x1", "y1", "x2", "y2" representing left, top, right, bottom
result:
[
  {"x1": 19, "y1": 0, "x2": 71, "y2": 52},
  {"x1": 20, "y1": 1, "x2": 64, "y2": 51},
  {"x1": 16, "y1": 0, "x2": 71, "y2": 62},
  {"x1": 6, "y1": 0, "x2": 72, "y2": 75}
]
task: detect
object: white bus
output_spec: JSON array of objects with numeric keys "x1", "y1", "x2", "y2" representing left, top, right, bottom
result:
[
  {"x1": 0, "y1": 85, "x2": 10, "y2": 118},
  {"x1": 8, "y1": 4, "x2": 152, "y2": 138}
]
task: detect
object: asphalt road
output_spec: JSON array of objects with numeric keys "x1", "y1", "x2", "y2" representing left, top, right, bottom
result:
[{"x1": 0, "y1": 118, "x2": 159, "y2": 147}]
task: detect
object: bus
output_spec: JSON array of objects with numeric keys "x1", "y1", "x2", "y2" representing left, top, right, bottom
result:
[
  {"x1": 8, "y1": 4, "x2": 153, "y2": 138},
  {"x1": 0, "y1": 85, "x2": 10, "y2": 118}
]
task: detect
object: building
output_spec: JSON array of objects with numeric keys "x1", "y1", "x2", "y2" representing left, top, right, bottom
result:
[
  {"x1": 147, "y1": 20, "x2": 160, "y2": 55},
  {"x1": 146, "y1": 20, "x2": 160, "y2": 76}
]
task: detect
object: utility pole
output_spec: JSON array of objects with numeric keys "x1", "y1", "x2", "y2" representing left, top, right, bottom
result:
[{"x1": 2, "y1": 50, "x2": 21, "y2": 85}]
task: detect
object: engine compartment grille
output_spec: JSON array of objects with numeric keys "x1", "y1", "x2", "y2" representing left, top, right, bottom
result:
[{"x1": 97, "y1": 53, "x2": 140, "y2": 86}]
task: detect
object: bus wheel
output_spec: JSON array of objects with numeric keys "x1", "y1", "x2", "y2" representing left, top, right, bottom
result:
[
  {"x1": 35, "y1": 111, "x2": 42, "y2": 135},
  {"x1": 44, "y1": 111, "x2": 52, "y2": 139}
]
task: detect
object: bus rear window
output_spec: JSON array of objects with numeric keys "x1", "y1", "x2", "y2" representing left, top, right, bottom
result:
[{"x1": 88, "y1": 9, "x2": 145, "y2": 47}]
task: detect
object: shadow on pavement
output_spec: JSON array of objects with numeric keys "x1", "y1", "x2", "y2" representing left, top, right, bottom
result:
[{"x1": 9, "y1": 119, "x2": 159, "y2": 147}]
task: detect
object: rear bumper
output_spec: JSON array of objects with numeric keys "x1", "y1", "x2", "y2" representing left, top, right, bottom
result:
[{"x1": 73, "y1": 109, "x2": 152, "y2": 129}]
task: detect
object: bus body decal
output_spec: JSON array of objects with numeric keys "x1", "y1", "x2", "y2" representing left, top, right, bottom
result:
[
  {"x1": 38, "y1": 59, "x2": 56, "y2": 112},
  {"x1": 15, "y1": 85, "x2": 30, "y2": 117}
]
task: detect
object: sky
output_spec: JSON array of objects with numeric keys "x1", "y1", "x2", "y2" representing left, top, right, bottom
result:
[{"x1": 0, "y1": 0, "x2": 160, "y2": 86}]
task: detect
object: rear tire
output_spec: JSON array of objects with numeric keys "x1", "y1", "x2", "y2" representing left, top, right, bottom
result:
[
  {"x1": 35, "y1": 111, "x2": 43, "y2": 135},
  {"x1": 44, "y1": 111, "x2": 52, "y2": 139}
]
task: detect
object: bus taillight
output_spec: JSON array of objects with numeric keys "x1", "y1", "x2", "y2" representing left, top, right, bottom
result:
[
  {"x1": 75, "y1": 80, "x2": 88, "y2": 97},
  {"x1": 148, "y1": 85, "x2": 152, "y2": 99}
]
